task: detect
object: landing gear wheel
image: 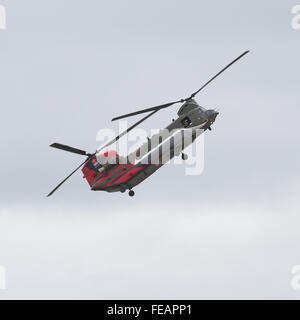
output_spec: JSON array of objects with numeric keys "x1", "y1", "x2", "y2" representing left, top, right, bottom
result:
[
  {"x1": 120, "y1": 184, "x2": 126, "y2": 193},
  {"x1": 181, "y1": 153, "x2": 188, "y2": 160},
  {"x1": 128, "y1": 190, "x2": 135, "y2": 197}
]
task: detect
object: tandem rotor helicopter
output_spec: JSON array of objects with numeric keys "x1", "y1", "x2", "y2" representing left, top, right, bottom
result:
[{"x1": 47, "y1": 50, "x2": 249, "y2": 197}]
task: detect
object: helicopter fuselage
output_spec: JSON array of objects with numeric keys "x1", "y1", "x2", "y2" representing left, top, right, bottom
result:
[
  {"x1": 82, "y1": 99, "x2": 218, "y2": 193},
  {"x1": 47, "y1": 50, "x2": 248, "y2": 197}
]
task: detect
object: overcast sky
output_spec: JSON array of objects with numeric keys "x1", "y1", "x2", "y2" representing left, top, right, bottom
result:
[{"x1": 0, "y1": 0, "x2": 299, "y2": 299}]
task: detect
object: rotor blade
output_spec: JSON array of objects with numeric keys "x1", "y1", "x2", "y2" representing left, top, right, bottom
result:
[
  {"x1": 47, "y1": 156, "x2": 93, "y2": 197},
  {"x1": 50, "y1": 143, "x2": 88, "y2": 156},
  {"x1": 48, "y1": 111, "x2": 158, "y2": 196},
  {"x1": 99, "y1": 110, "x2": 159, "y2": 152},
  {"x1": 111, "y1": 50, "x2": 249, "y2": 122},
  {"x1": 111, "y1": 101, "x2": 181, "y2": 121},
  {"x1": 189, "y1": 50, "x2": 250, "y2": 99}
]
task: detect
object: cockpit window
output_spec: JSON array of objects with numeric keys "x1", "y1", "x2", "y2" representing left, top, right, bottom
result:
[{"x1": 181, "y1": 116, "x2": 192, "y2": 128}]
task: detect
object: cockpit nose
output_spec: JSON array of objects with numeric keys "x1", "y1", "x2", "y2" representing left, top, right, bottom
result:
[
  {"x1": 206, "y1": 109, "x2": 219, "y2": 124},
  {"x1": 212, "y1": 111, "x2": 219, "y2": 120}
]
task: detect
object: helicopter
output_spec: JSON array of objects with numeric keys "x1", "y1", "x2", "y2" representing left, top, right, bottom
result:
[{"x1": 47, "y1": 50, "x2": 249, "y2": 197}]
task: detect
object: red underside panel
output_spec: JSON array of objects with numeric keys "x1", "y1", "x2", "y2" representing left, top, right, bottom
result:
[{"x1": 81, "y1": 150, "x2": 150, "y2": 190}]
